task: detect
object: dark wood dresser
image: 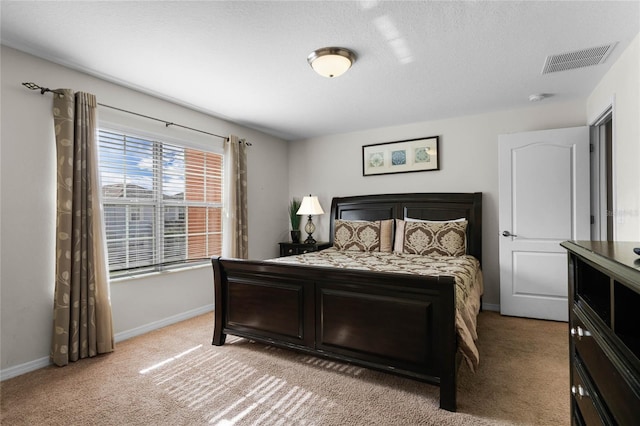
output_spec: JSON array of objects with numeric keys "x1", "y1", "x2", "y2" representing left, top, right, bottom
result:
[{"x1": 561, "y1": 241, "x2": 640, "y2": 425}]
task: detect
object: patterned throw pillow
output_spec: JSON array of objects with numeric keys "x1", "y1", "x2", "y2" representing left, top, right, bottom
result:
[
  {"x1": 400, "y1": 220, "x2": 468, "y2": 256},
  {"x1": 334, "y1": 219, "x2": 393, "y2": 252}
]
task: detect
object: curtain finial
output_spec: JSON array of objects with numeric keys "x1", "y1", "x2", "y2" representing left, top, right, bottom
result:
[{"x1": 22, "y1": 82, "x2": 65, "y2": 96}]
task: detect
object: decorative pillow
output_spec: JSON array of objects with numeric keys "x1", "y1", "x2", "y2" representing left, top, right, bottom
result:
[
  {"x1": 394, "y1": 219, "x2": 468, "y2": 256},
  {"x1": 334, "y1": 219, "x2": 393, "y2": 252}
]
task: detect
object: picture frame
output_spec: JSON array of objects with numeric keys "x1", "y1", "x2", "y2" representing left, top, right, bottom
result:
[{"x1": 362, "y1": 136, "x2": 439, "y2": 176}]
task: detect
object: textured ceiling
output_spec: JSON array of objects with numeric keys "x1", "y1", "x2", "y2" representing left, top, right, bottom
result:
[{"x1": 1, "y1": 1, "x2": 639, "y2": 141}]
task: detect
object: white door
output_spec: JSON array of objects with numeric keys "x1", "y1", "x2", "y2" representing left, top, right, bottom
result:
[{"x1": 499, "y1": 126, "x2": 590, "y2": 321}]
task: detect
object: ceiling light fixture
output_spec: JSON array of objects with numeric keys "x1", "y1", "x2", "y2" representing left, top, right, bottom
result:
[
  {"x1": 528, "y1": 93, "x2": 550, "y2": 102},
  {"x1": 307, "y1": 47, "x2": 356, "y2": 78}
]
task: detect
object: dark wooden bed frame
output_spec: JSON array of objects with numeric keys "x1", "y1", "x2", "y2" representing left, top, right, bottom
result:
[{"x1": 212, "y1": 192, "x2": 482, "y2": 411}]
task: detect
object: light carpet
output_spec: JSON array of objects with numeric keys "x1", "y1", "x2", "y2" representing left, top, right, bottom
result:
[{"x1": 0, "y1": 311, "x2": 568, "y2": 425}]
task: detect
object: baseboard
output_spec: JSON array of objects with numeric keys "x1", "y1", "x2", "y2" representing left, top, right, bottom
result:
[
  {"x1": 0, "y1": 304, "x2": 214, "y2": 382},
  {"x1": 482, "y1": 302, "x2": 500, "y2": 312},
  {"x1": 0, "y1": 356, "x2": 51, "y2": 382},
  {"x1": 114, "y1": 304, "x2": 214, "y2": 343}
]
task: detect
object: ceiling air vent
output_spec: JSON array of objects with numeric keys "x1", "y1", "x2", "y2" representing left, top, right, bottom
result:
[{"x1": 542, "y1": 43, "x2": 617, "y2": 74}]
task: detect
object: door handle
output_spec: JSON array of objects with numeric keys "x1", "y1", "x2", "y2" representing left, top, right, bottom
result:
[{"x1": 502, "y1": 231, "x2": 517, "y2": 237}]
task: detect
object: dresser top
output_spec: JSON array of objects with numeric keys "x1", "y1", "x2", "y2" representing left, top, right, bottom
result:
[{"x1": 561, "y1": 241, "x2": 640, "y2": 287}]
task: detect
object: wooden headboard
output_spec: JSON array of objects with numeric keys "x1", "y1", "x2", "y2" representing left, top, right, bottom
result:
[{"x1": 329, "y1": 193, "x2": 482, "y2": 263}]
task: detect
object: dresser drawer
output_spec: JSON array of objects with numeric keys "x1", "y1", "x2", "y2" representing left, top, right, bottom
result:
[
  {"x1": 572, "y1": 310, "x2": 640, "y2": 424},
  {"x1": 279, "y1": 242, "x2": 331, "y2": 257},
  {"x1": 280, "y1": 245, "x2": 313, "y2": 256},
  {"x1": 571, "y1": 357, "x2": 613, "y2": 425}
]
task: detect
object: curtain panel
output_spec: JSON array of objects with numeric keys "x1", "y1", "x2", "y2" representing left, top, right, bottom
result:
[
  {"x1": 222, "y1": 135, "x2": 249, "y2": 259},
  {"x1": 51, "y1": 89, "x2": 114, "y2": 366}
]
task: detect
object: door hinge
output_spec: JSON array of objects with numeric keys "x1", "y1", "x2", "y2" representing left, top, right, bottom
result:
[
  {"x1": 590, "y1": 215, "x2": 595, "y2": 225},
  {"x1": 590, "y1": 144, "x2": 594, "y2": 153}
]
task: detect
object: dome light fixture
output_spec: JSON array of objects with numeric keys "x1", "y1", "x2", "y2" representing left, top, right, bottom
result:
[
  {"x1": 528, "y1": 93, "x2": 551, "y2": 102},
  {"x1": 307, "y1": 47, "x2": 356, "y2": 78}
]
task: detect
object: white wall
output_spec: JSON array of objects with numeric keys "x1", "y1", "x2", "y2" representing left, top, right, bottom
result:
[
  {"x1": 4, "y1": 31, "x2": 637, "y2": 378},
  {"x1": 288, "y1": 100, "x2": 587, "y2": 309},
  {"x1": 0, "y1": 46, "x2": 289, "y2": 377},
  {"x1": 587, "y1": 33, "x2": 640, "y2": 241}
]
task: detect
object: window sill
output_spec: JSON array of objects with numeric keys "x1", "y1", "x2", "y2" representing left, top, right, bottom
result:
[{"x1": 109, "y1": 261, "x2": 210, "y2": 284}]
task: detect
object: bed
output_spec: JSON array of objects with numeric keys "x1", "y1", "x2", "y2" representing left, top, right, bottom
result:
[{"x1": 212, "y1": 192, "x2": 483, "y2": 412}]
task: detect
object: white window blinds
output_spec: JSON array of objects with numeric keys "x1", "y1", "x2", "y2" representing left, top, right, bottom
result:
[{"x1": 98, "y1": 129, "x2": 223, "y2": 276}]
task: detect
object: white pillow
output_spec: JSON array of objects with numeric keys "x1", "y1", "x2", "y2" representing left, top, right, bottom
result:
[{"x1": 404, "y1": 217, "x2": 466, "y2": 223}]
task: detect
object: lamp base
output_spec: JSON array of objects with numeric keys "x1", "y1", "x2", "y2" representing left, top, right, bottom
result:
[{"x1": 303, "y1": 215, "x2": 317, "y2": 245}]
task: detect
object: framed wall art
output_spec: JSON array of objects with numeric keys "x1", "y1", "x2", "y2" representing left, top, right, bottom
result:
[{"x1": 362, "y1": 136, "x2": 439, "y2": 176}]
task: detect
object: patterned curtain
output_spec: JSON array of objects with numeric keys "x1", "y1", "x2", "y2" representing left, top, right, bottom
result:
[
  {"x1": 222, "y1": 135, "x2": 249, "y2": 259},
  {"x1": 51, "y1": 89, "x2": 114, "y2": 366}
]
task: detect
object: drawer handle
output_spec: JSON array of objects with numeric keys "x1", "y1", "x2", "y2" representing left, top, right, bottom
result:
[
  {"x1": 288, "y1": 249, "x2": 293, "y2": 254},
  {"x1": 570, "y1": 326, "x2": 592, "y2": 340},
  {"x1": 571, "y1": 384, "x2": 589, "y2": 399}
]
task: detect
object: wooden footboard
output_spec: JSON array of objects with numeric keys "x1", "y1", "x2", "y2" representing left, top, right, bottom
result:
[
  {"x1": 212, "y1": 257, "x2": 459, "y2": 411},
  {"x1": 212, "y1": 192, "x2": 482, "y2": 412}
]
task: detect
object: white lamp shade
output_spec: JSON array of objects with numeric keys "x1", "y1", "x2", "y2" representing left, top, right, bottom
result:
[{"x1": 297, "y1": 196, "x2": 324, "y2": 215}]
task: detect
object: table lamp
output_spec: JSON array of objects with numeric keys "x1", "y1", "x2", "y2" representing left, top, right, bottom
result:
[{"x1": 297, "y1": 195, "x2": 324, "y2": 244}]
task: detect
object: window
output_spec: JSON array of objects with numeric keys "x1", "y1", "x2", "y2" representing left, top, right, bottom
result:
[{"x1": 98, "y1": 129, "x2": 223, "y2": 277}]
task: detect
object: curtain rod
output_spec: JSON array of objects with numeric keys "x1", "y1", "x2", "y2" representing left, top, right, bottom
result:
[{"x1": 21, "y1": 82, "x2": 251, "y2": 145}]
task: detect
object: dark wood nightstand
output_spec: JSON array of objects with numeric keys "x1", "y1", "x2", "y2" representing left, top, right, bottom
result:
[{"x1": 278, "y1": 241, "x2": 331, "y2": 257}]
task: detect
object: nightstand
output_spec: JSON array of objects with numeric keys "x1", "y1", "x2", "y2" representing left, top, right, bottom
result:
[{"x1": 278, "y1": 241, "x2": 331, "y2": 257}]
